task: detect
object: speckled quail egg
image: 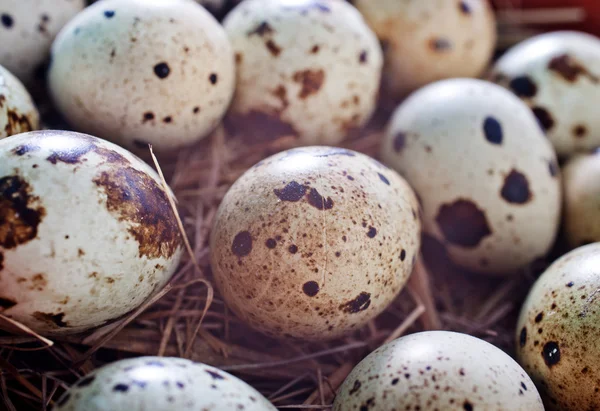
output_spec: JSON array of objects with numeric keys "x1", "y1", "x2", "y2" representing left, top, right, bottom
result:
[
  {"x1": 48, "y1": 0, "x2": 235, "y2": 151},
  {"x1": 210, "y1": 146, "x2": 421, "y2": 340},
  {"x1": 334, "y1": 331, "x2": 544, "y2": 411},
  {"x1": 0, "y1": 0, "x2": 85, "y2": 86},
  {"x1": 223, "y1": 0, "x2": 382, "y2": 145},
  {"x1": 516, "y1": 243, "x2": 600, "y2": 410},
  {"x1": 562, "y1": 152, "x2": 600, "y2": 247},
  {"x1": 381, "y1": 78, "x2": 561, "y2": 275},
  {"x1": 0, "y1": 65, "x2": 39, "y2": 138},
  {"x1": 352, "y1": 0, "x2": 496, "y2": 99},
  {"x1": 490, "y1": 31, "x2": 600, "y2": 158},
  {"x1": 0, "y1": 130, "x2": 183, "y2": 335},
  {"x1": 53, "y1": 356, "x2": 277, "y2": 411}
]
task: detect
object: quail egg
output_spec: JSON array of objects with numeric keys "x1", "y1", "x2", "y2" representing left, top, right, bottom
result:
[
  {"x1": 491, "y1": 31, "x2": 600, "y2": 157},
  {"x1": 48, "y1": 0, "x2": 235, "y2": 151},
  {"x1": 352, "y1": 0, "x2": 496, "y2": 99},
  {"x1": 334, "y1": 331, "x2": 544, "y2": 411},
  {"x1": 517, "y1": 243, "x2": 600, "y2": 410},
  {"x1": 562, "y1": 152, "x2": 600, "y2": 247},
  {"x1": 0, "y1": 0, "x2": 85, "y2": 86},
  {"x1": 0, "y1": 64, "x2": 39, "y2": 138},
  {"x1": 223, "y1": 0, "x2": 382, "y2": 145},
  {"x1": 381, "y1": 78, "x2": 561, "y2": 275},
  {"x1": 0, "y1": 130, "x2": 183, "y2": 335},
  {"x1": 210, "y1": 146, "x2": 421, "y2": 340},
  {"x1": 53, "y1": 356, "x2": 277, "y2": 411}
]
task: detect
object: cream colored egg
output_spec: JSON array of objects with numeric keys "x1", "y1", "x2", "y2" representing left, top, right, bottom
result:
[
  {"x1": 490, "y1": 31, "x2": 600, "y2": 157},
  {"x1": 0, "y1": 0, "x2": 85, "y2": 86},
  {"x1": 352, "y1": 0, "x2": 496, "y2": 99},
  {"x1": 0, "y1": 65, "x2": 39, "y2": 138},
  {"x1": 0, "y1": 130, "x2": 183, "y2": 335},
  {"x1": 381, "y1": 78, "x2": 561, "y2": 275},
  {"x1": 517, "y1": 243, "x2": 600, "y2": 410},
  {"x1": 210, "y1": 146, "x2": 420, "y2": 340},
  {"x1": 54, "y1": 357, "x2": 277, "y2": 411},
  {"x1": 334, "y1": 331, "x2": 544, "y2": 411},
  {"x1": 48, "y1": 0, "x2": 235, "y2": 151},
  {"x1": 223, "y1": 0, "x2": 382, "y2": 145}
]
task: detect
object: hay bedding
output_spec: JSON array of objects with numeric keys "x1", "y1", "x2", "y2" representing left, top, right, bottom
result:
[{"x1": 0, "y1": 2, "x2": 573, "y2": 410}]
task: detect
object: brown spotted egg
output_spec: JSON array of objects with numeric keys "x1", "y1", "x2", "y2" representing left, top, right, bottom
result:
[
  {"x1": 210, "y1": 147, "x2": 420, "y2": 340},
  {"x1": 563, "y1": 152, "x2": 600, "y2": 248},
  {"x1": 334, "y1": 331, "x2": 544, "y2": 411},
  {"x1": 0, "y1": 0, "x2": 85, "y2": 86},
  {"x1": 381, "y1": 78, "x2": 561, "y2": 275},
  {"x1": 517, "y1": 243, "x2": 600, "y2": 410},
  {"x1": 53, "y1": 356, "x2": 277, "y2": 411},
  {"x1": 0, "y1": 64, "x2": 39, "y2": 138},
  {"x1": 48, "y1": 0, "x2": 235, "y2": 151},
  {"x1": 0, "y1": 130, "x2": 183, "y2": 335},
  {"x1": 352, "y1": 0, "x2": 496, "y2": 99},
  {"x1": 490, "y1": 31, "x2": 600, "y2": 158},
  {"x1": 223, "y1": 0, "x2": 382, "y2": 145}
]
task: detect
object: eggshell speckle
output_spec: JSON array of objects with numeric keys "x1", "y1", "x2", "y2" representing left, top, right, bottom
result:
[
  {"x1": 334, "y1": 331, "x2": 544, "y2": 411},
  {"x1": 0, "y1": 65, "x2": 39, "y2": 138},
  {"x1": 0, "y1": 0, "x2": 85, "y2": 86},
  {"x1": 223, "y1": 0, "x2": 382, "y2": 145},
  {"x1": 352, "y1": 0, "x2": 496, "y2": 98},
  {"x1": 517, "y1": 243, "x2": 600, "y2": 410},
  {"x1": 0, "y1": 130, "x2": 183, "y2": 335},
  {"x1": 490, "y1": 31, "x2": 600, "y2": 157},
  {"x1": 381, "y1": 78, "x2": 561, "y2": 275},
  {"x1": 48, "y1": 0, "x2": 235, "y2": 151},
  {"x1": 54, "y1": 357, "x2": 277, "y2": 411},
  {"x1": 210, "y1": 146, "x2": 420, "y2": 340}
]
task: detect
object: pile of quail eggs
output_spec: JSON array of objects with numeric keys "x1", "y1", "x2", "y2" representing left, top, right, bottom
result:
[{"x1": 1, "y1": 0, "x2": 600, "y2": 409}]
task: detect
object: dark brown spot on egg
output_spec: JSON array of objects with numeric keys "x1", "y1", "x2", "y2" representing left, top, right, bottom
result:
[
  {"x1": 93, "y1": 167, "x2": 182, "y2": 259},
  {"x1": 378, "y1": 173, "x2": 390, "y2": 185},
  {"x1": 573, "y1": 124, "x2": 587, "y2": 138},
  {"x1": 265, "y1": 238, "x2": 277, "y2": 249},
  {"x1": 400, "y1": 249, "x2": 406, "y2": 261},
  {"x1": 509, "y1": 76, "x2": 538, "y2": 98},
  {"x1": 5, "y1": 110, "x2": 34, "y2": 136},
  {"x1": 483, "y1": 116, "x2": 503, "y2": 145},
  {"x1": 274, "y1": 181, "x2": 307, "y2": 202},
  {"x1": 46, "y1": 141, "x2": 95, "y2": 165},
  {"x1": 288, "y1": 244, "x2": 298, "y2": 254},
  {"x1": 535, "y1": 312, "x2": 544, "y2": 323},
  {"x1": 248, "y1": 21, "x2": 274, "y2": 37},
  {"x1": 436, "y1": 199, "x2": 491, "y2": 248},
  {"x1": 12, "y1": 145, "x2": 39, "y2": 156},
  {"x1": 153, "y1": 62, "x2": 170, "y2": 79},
  {"x1": 340, "y1": 292, "x2": 371, "y2": 313},
  {"x1": 307, "y1": 188, "x2": 333, "y2": 210},
  {"x1": 548, "y1": 54, "x2": 599, "y2": 83},
  {"x1": 359, "y1": 50, "x2": 368, "y2": 64},
  {"x1": 429, "y1": 38, "x2": 451, "y2": 51},
  {"x1": 265, "y1": 39, "x2": 282, "y2": 56},
  {"x1": 0, "y1": 176, "x2": 45, "y2": 249},
  {"x1": 463, "y1": 401, "x2": 473, "y2": 411},
  {"x1": 501, "y1": 169, "x2": 531, "y2": 204},
  {"x1": 303, "y1": 281, "x2": 319, "y2": 297},
  {"x1": 393, "y1": 132, "x2": 406, "y2": 152},
  {"x1": 209, "y1": 73, "x2": 218, "y2": 85},
  {"x1": 33, "y1": 311, "x2": 67, "y2": 328},
  {"x1": 142, "y1": 112, "x2": 154, "y2": 123},
  {"x1": 459, "y1": 1, "x2": 471, "y2": 14},
  {"x1": 532, "y1": 107, "x2": 555, "y2": 132},
  {"x1": 232, "y1": 231, "x2": 252, "y2": 257},
  {"x1": 367, "y1": 226, "x2": 377, "y2": 238},
  {"x1": 1, "y1": 14, "x2": 14, "y2": 28},
  {"x1": 542, "y1": 341, "x2": 561, "y2": 367},
  {"x1": 310, "y1": 44, "x2": 320, "y2": 54},
  {"x1": 349, "y1": 380, "x2": 361, "y2": 395},
  {"x1": 293, "y1": 69, "x2": 325, "y2": 99}
]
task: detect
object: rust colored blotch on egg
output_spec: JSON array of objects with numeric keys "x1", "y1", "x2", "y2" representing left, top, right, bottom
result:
[
  {"x1": 4, "y1": 110, "x2": 34, "y2": 136},
  {"x1": 93, "y1": 165, "x2": 181, "y2": 259},
  {"x1": 436, "y1": 199, "x2": 492, "y2": 248},
  {"x1": 501, "y1": 169, "x2": 532, "y2": 204},
  {"x1": 303, "y1": 281, "x2": 319, "y2": 297},
  {"x1": 265, "y1": 39, "x2": 282, "y2": 56},
  {"x1": 0, "y1": 176, "x2": 46, "y2": 249},
  {"x1": 548, "y1": 54, "x2": 599, "y2": 83},
  {"x1": 293, "y1": 69, "x2": 325, "y2": 99},
  {"x1": 340, "y1": 292, "x2": 371, "y2": 313},
  {"x1": 232, "y1": 231, "x2": 253, "y2": 257},
  {"x1": 33, "y1": 311, "x2": 67, "y2": 328}
]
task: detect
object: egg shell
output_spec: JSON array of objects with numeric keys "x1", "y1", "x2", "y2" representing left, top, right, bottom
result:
[
  {"x1": 210, "y1": 146, "x2": 421, "y2": 340},
  {"x1": 516, "y1": 243, "x2": 600, "y2": 410},
  {"x1": 562, "y1": 152, "x2": 600, "y2": 247},
  {"x1": 334, "y1": 331, "x2": 544, "y2": 411},
  {"x1": 53, "y1": 356, "x2": 277, "y2": 411},
  {"x1": 381, "y1": 78, "x2": 561, "y2": 275},
  {"x1": 0, "y1": 0, "x2": 85, "y2": 86},
  {"x1": 0, "y1": 130, "x2": 184, "y2": 335},
  {"x1": 223, "y1": 0, "x2": 382, "y2": 145},
  {"x1": 352, "y1": 0, "x2": 496, "y2": 99},
  {"x1": 490, "y1": 31, "x2": 600, "y2": 157},
  {"x1": 48, "y1": 0, "x2": 235, "y2": 151},
  {"x1": 0, "y1": 64, "x2": 39, "y2": 138}
]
